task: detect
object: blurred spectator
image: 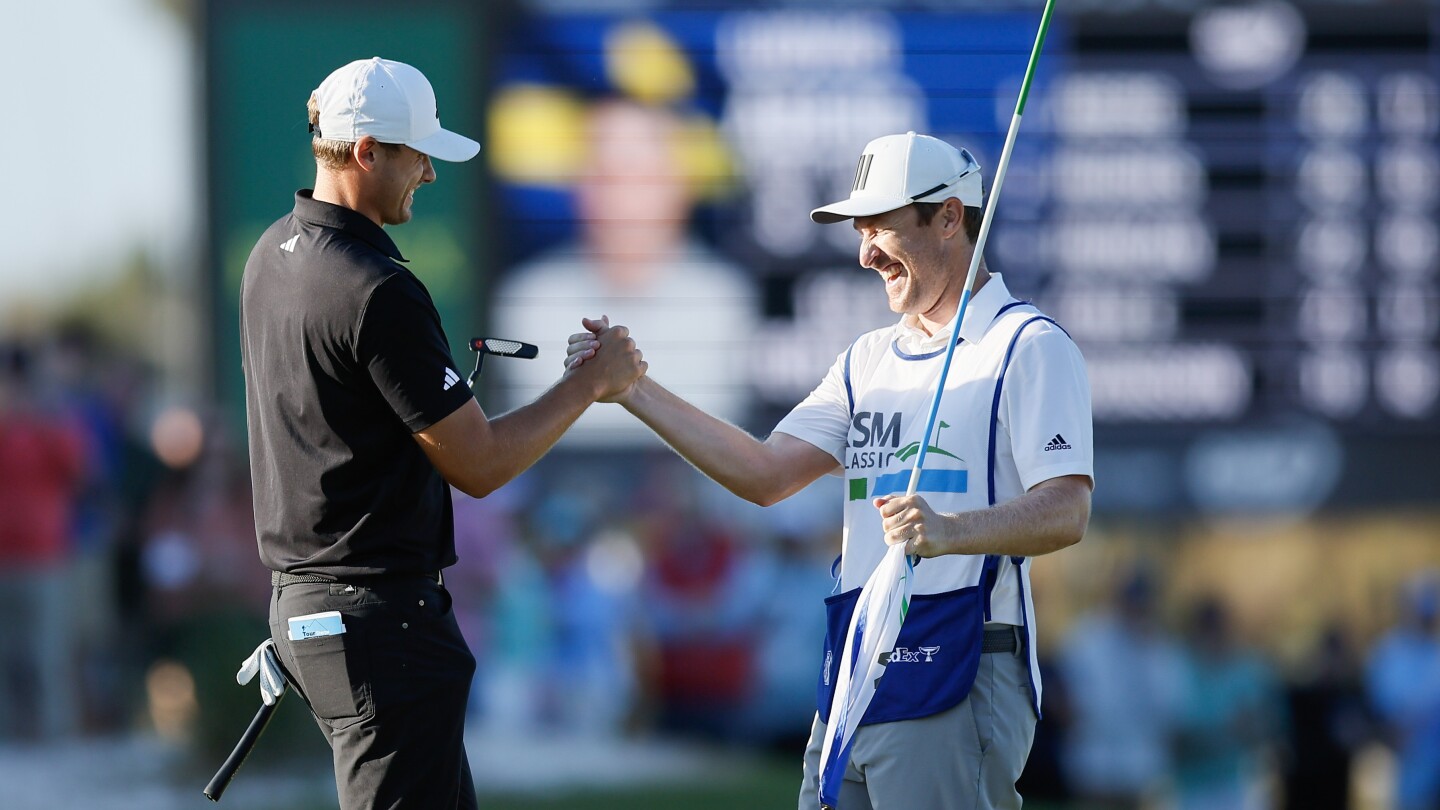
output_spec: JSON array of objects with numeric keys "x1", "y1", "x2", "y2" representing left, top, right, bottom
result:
[
  {"x1": 1016, "y1": 657, "x2": 1074, "y2": 804},
  {"x1": 470, "y1": 476, "x2": 650, "y2": 741},
  {"x1": 47, "y1": 327, "x2": 129, "y2": 730},
  {"x1": 1365, "y1": 571, "x2": 1440, "y2": 810},
  {"x1": 630, "y1": 455, "x2": 768, "y2": 741},
  {"x1": 1282, "y1": 622, "x2": 1370, "y2": 810},
  {"x1": 447, "y1": 479, "x2": 523, "y2": 721},
  {"x1": 492, "y1": 97, "x2": 759, "y2": 446},
  {"x1": 536, "y1": 493, "x2": 648, "y2": 738},
  {"x1": 0, "y1": 342, "x2": 88, "y2": 740},
  {"x1": 137, "y1": 434, "x2": 267, "y2": 654},
  {"x1": 1058, "y1": 567, "x2": 1185, "y2": 809},
  {"x1": 731, "y1": 530, "x2": 835, "y2": 750},
  {"x1": 471, "y1": 516, "x2": 551, "y2": 737},
  {"x1": 1172, "y1": 595, "x2": 1286, "y2": 810},
  {"x1": 644, "y1": 507, "x2": 760, "y2": 738}
]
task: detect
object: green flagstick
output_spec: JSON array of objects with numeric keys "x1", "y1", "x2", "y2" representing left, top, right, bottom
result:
[
  {"x1": 1015, "y1": 0, "x2": 1055, "y2": 117},
  {"x1": 905, "y1": 0, "x2": 1057, "y2": 502}
]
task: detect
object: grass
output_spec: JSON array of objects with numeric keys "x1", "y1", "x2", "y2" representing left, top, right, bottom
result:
[
  {"x1": 268, "y1": 754, "x2": 800, "y2": 810},
  {"x1": 472, "y1": 756, "x2": 800, "y2": 810}
]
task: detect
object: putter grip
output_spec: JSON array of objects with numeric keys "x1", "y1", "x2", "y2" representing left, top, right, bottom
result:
[{"x1": 203, "y1": 694, "x2": 282, "y2": 802}]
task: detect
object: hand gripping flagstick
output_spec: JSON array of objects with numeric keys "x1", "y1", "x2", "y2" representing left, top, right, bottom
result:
[{"x1": 816, "y1": 2, "x2": 1056, "y2": 807}]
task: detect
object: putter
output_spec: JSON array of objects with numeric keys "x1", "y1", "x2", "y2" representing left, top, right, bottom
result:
[
  {"x1": 203, "y1": 686, "x2": 287, "y2": 802},
  {"x1": 467, "y1": 337, "x2": 540, "y2": 387}
]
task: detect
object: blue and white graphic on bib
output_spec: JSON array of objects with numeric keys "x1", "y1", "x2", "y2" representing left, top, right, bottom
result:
[
  {"x1": 814, "y1": 297, "x2": 1073, "y2": 726},
  {"x1": 847, "y1": 413, "x2": 968, "y2": 500}
]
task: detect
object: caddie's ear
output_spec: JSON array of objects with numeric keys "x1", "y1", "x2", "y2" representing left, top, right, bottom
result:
[
  {"x1": 352, "y1": 136, "x2": 380, "y2": 172},
  {"x1": 939, "y1": 197, "x2": 966, "y2": 239}
]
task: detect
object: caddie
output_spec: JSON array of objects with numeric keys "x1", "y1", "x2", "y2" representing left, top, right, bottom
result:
[{"x1": 565, "y1": 131, "x2": 1094, "y2": 809}]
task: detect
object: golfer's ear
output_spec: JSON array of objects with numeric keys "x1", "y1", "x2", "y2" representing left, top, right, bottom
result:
[{"x1": 352, "y1": 137, "x2": 379, "y2": 172}]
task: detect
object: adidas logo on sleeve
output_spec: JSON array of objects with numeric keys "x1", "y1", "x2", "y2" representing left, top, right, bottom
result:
[
  {"x1": 1043, "y1": 434, "x2": 1072, "y2": 452},
  {"x1": 443, "y1": 367, "x2": 460, "y2": 391}
]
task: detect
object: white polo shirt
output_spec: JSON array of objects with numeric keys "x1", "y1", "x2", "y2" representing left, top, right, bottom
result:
[{"x1": 774, "y1": 274, "x2": 1092, "y2": 706}]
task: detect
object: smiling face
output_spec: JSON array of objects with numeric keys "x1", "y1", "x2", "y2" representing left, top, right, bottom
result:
[
  {"x1": 367, "y1": 141, "x2": 435, "y2": 226},
  {"x1": 852, "y1": 200, "x2": 973, "y2": 330}
]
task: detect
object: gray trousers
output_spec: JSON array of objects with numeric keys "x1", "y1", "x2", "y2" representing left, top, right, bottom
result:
[
  {"x1": 0, "y1": 568, "x2": 78, "y2": 739},
  {"x1": 799, "y1": 631, "x2": 1037, "y2": 810}
]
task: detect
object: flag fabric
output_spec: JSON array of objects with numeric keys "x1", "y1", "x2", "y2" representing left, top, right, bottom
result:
[{"x1": 817, "y1": 543, "x2": 914, "y2": 809}]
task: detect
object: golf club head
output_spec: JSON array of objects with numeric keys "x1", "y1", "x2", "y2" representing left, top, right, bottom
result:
[{"x1": 469, "y1": 337, "x2": 539, "y2": 360}]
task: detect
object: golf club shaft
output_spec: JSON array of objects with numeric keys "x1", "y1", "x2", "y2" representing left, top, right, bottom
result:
[
  {"x1": 203, "y1": 692, "x2": 284, "y2": 802},
  {"x1": 906, "y1": 0, "x2": 1055, "y2": 496},
  {"x1": 467, "y1": 353, "x2": 486, "y2": 389}
]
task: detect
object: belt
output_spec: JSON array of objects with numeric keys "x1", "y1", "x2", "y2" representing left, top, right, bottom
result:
[
  {"x1": 271, "y1": 570, "x2": 443, "y2": 588},
  {"x1": 982, "y1": 626, "x2": 1020, "y2": 654}
]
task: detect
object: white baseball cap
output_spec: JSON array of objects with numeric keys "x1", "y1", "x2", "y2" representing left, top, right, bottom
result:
[
  {"x1": 312, "y1": 57, "x2": 480, "y2": 162},
  {"x1": 811, "y1": 132, "x2": 982, "y2": 224}
]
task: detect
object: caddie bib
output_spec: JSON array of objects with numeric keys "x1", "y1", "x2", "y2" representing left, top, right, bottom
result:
[{"x1": 817, "y1": 302, "x2": 1053, "y2": 725}]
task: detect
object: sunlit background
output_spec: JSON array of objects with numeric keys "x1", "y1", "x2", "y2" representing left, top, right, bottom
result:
[{"x1": 1, "y1": 1, "x2": 1437, "y2": 808}]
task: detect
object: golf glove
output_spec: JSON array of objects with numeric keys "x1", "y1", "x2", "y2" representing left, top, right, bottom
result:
[{"x1": 236, "y1": 638, "x2": 287, "y2": 706}]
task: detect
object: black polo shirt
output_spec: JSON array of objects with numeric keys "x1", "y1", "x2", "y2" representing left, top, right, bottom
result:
[{"x1": 240, "y1": 190, "x2": 475, "y2": 577}]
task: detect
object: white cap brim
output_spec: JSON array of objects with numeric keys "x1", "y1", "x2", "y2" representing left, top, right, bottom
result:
[
  {"x1": 810, "y1": 195, "x2": 912, "y2": 224},
  {"x1": 407, "y1": 127, "x2": 481, "y2": 162},
  {"x1": 810, "y1": 177, "x2": 982, "y2": 224}
]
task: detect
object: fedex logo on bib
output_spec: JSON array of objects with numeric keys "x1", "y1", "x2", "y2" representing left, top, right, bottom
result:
[{"x1": 884, "y1": 645, "x2": 941, "y2": 664}]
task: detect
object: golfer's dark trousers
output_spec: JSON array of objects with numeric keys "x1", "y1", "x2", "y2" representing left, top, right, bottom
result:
[{"x1": 270, "y1": 571, "x2": 477, "y2": 810}]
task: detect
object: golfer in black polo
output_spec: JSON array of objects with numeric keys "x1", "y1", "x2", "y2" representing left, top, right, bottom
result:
[{"x1": 239, "y1": 57, "x2": 645, "y2": 809}]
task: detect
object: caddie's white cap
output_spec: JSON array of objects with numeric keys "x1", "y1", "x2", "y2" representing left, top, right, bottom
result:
[
  {"x1": 312, "y1": 57, "x2": 480, "y2": 162},
  {"x1": 811, "y1": 132, "x2": 982, "y2": 224}
]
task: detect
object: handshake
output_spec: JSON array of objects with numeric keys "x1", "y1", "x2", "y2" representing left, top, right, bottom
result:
[{"x1": 562, "y1": 315, "x2": 648, "y2": 404}]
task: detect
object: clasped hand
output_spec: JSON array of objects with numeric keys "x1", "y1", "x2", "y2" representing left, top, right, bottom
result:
[{"x1": 563, "y1": 315, "x2": 646, "y2": 402}]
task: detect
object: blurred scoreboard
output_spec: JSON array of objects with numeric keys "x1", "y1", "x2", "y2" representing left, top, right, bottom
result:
[
  {"x1": 484, "y1": 2, "x2": 1439, "y2": 511},
  {"x1": 1009, "y1": 5, "x2": 1439, "y2": 512},
  {"x1": 1016, "y1": 7, "x2": 1438, "y2": 428}
]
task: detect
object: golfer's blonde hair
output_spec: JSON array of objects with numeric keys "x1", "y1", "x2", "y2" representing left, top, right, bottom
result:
[{"x1": 307, "y1": 93, "x2": 400, "y2": 171}]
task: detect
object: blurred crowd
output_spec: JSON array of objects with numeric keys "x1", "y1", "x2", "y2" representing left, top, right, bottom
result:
[
  {"x1": 1034, "y1": 564, "x2": 1440, "y2": 810},
  {"x1": 3, "y1": 329, "x2": 1440, "y2": 810}
]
